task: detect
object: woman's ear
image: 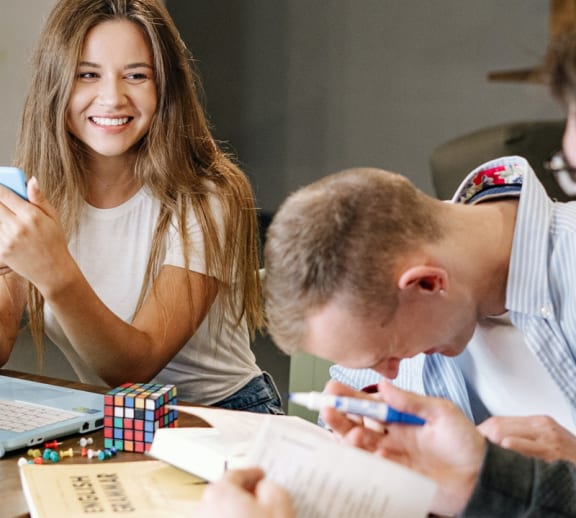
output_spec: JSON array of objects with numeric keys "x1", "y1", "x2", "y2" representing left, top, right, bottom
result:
[{"x1": 397, "y1": 265, "x2": 448, "y2": 294}]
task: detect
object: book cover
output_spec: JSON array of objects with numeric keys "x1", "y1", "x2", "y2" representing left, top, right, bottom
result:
[
  {"x1": 148, "y1": 427, "x2": 251, "y2": 482},
  {"x1": 19, "y1": 460, "x2": 206, "y2": 518}
]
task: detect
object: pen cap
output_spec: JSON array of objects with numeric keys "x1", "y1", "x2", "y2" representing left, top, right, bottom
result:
[{"x1": 386, "y1": 407, "x2": 425, "y2": 426}]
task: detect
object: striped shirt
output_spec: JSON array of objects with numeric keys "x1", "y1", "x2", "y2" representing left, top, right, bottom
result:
[{"x1": 330, "y1": 156, "x2": 576, "y2": 425}]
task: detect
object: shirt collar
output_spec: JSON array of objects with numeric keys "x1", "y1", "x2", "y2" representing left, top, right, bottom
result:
[
  {"x1": 451, "y1": 156, "x2": 553, "y2": 317},
  {"x1": 451, "y1": 157, "x2": 524, "y2": 205}
]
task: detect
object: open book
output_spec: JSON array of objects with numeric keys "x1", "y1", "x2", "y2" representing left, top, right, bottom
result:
[{"x1": 149, "y1": 406, "x2": 437, "y2": 518}]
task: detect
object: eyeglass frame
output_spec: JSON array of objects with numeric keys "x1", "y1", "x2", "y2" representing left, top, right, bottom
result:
[
  {"x1": 544, "y1": 150, "x2": 576, "y2": 196},
  {"x1": 544, "y1": 150, "x2": 576, "y2": 179}
]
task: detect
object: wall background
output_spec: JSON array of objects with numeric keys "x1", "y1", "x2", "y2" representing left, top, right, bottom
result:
[
  {"x1": 166, "y1": 0, "x2": 563, "y2": 211},
  {"x1": 0, "y1": 1, "x2": 566, "y2": 417}
]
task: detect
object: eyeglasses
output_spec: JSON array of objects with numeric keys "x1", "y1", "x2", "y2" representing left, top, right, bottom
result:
[
  {"x1": 544, "y1": 150, "x2": 576, "y2": 177},
  {"x1": 544, "y1": 150, "x2": 576, "y2": 196}
]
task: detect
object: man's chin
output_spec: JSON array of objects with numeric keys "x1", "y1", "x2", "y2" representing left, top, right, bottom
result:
[{"x1": 437, "y1": 345, "x2": 465, "y2": 357}]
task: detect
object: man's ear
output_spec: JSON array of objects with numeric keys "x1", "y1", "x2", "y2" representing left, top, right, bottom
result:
[{"x1": 397, "y1": 266, "x2": 448, "y2": 294}]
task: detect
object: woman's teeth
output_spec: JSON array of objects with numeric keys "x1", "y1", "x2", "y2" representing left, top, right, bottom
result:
[{"x1": 91, "y1": 117, "x2": 130, "y2": 126}]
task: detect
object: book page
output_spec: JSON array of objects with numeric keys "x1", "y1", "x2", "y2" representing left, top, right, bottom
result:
[
  {"x1": 150, "y1": 410, "x2": 333, "y2": 483},
  {"x1": 246, "y1": 418, "x2": 436, "y2": 518},
  {"x1": 171, "y1": 405, "x2": 333, "y2": 443}
]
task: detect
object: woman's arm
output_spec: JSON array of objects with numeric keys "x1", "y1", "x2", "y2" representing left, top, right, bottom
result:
[
  {"x1": 44, "y1": 262, "x2": 217, "y2": 385},
  {"x1": 0, "y1": 178, "x2": 219, "y2": 385},
  {"x1": 0, "y1": 272, "x2": 26, "y2": 365},
  {"x1": 0, "y1": 184, "x2": 30, "y2": 364}
]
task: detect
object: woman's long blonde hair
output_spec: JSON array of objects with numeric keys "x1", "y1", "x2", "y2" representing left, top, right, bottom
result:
[{"x1": 15, "y1": 0, "x2": 263, "y2": 354}]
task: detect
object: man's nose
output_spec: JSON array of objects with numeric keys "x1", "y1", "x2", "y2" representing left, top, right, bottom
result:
[{"x1": 373, "y1": 359, "x2": 401, "y2": 380}]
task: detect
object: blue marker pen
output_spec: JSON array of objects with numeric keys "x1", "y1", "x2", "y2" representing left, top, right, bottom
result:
[{"x1": 289, "y1": 391, "x2": 425, "y2": 425}]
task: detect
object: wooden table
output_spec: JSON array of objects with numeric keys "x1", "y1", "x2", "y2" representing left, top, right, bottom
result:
[{"x1": 0, "y1": 369, "x2": 209, "y2": 518}]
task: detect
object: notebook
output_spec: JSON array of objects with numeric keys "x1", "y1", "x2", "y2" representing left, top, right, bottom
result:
[{"x1": 0, "y1": 375, "x2": 104, "y2": 458}]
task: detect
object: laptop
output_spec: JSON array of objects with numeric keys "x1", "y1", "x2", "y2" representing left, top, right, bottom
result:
[{"x1": 0, "y1": 375, "x2": 104, "y2": 458}]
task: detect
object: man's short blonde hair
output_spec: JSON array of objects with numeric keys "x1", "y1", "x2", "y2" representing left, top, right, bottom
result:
[{"x1": 264, "y1": 167, "x2": 444, "y2": 355}]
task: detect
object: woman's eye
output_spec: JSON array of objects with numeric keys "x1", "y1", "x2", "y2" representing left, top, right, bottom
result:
[
  {"x1": 77, "y1": 71, "x2": 98, "y2": 80},
  {"x1": 126, "y1": 72, "x2": 150, "y2": 82}
]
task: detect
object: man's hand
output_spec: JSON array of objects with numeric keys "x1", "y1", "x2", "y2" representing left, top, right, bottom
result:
[
  {"x1": 322, "y1": 379, "x2": 486, "y2": 517},
  {"x1": 478, "y1": 415, "x2": 576, "y2": 463}
]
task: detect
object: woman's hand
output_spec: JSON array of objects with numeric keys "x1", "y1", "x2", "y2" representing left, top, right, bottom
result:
[{"x1": 0, "y1": 177, "x2": 74, "y2": 294}]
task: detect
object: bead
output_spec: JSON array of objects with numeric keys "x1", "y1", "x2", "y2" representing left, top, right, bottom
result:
[
  {"x1": 96, "y1": 449, "x2": 113, "y2": 461},
  {"x1": 60, "y1": 448, "x2": 74, "y2": 458},
  {"x1": 26, "y1": 448, "x2": 42, "y2": 458},
  {"x1": 79, "y1": 437, "x2": 94, "y2": 448},
  {"x1": 49, "y1": 450, "x2": 60, "y2": 462},
  {"x1": 33, "y1": 457, "x2": 43, "y2": 464},
  {"x1": 42, "y1": 448, "x2": 53, "y2": 461}
]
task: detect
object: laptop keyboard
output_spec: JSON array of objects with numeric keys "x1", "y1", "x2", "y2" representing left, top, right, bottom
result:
[{"x1": 0, "y1": 399, "x2": 78, "y2": 432}]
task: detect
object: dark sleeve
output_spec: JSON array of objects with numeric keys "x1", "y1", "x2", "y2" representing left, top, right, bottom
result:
[{"x1": 460, "y1": 441, "x2": 576, "y2": 518}]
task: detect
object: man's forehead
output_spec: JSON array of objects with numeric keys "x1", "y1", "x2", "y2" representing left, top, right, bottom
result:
[{"x1": 304, "y1": 301, "x2": 390, "y2": 361}]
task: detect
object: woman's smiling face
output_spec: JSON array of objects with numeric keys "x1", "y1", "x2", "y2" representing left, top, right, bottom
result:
[{"x1": 66, "y1": 19, "x2": 157, "y2": 161}]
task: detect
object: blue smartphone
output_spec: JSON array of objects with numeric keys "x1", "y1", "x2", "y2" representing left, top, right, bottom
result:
[{"x1": 0, "y1": 167, "x2": 28, "y2": 200}]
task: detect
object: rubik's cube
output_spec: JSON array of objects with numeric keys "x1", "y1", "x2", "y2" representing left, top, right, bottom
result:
[{"x1": 103, "y1": 382, "x2": 178, "y2": 453}]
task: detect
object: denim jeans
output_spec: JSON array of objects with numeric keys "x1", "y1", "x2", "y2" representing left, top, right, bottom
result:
[{"x1": 213, "y1": 371, "x2": 284, "y2": 414}]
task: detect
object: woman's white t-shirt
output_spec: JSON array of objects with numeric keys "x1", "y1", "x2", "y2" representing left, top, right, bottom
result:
[{"x1": 43, "y1": 187, "x2": 261, "y2": 404}]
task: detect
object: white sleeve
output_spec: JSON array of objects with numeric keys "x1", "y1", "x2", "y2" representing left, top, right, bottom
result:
[{"x1": 163, "y1": 194, "x2": 225, "y2": 276}]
